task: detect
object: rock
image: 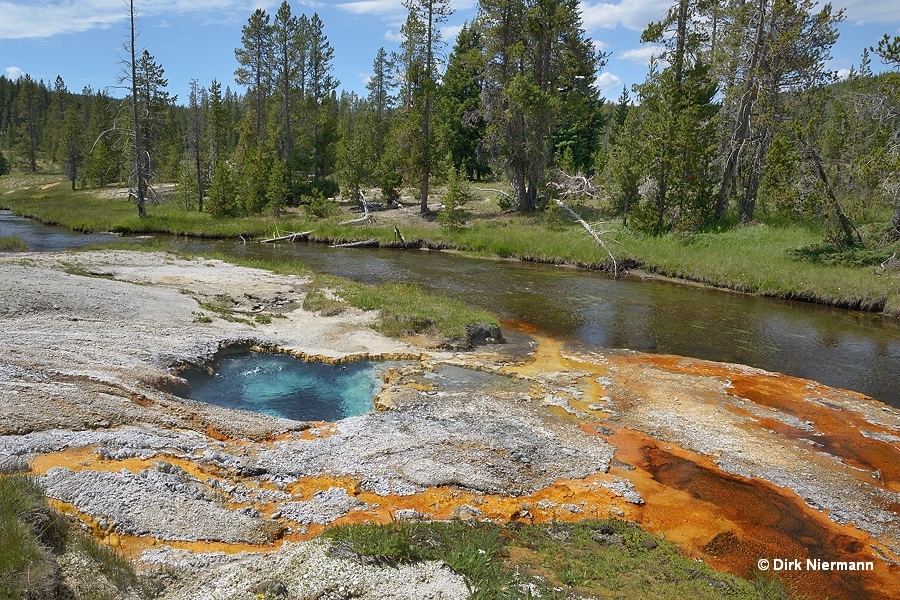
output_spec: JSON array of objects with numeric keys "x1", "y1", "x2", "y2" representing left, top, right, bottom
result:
[
  {"x1": 250, "y1": 579, "x2": 288, "y2": 597},
  {"x1": 451, "y1": 504, "x2": 483, "y2": 520},
  {"x1": 464, "y1": 323, "x2": 505, "y2": 346},
  {"x1": 277, "y1": 487, "x2": 365, "y2": 525}
]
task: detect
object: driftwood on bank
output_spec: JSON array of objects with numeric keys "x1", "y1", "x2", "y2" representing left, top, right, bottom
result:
[
  {"x1": 340, "y1": 193, "x2": 375, "y2": 225},
  {"x1": 259, "y1": 230, "x2": 312, "y2": 243},
  {"x1": 331, "y1": 239, "x2": 379, "y2": 248}
]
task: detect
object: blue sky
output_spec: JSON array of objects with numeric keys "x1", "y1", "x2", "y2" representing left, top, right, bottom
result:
[{"x1": 1, "y1": 0, "x2": 898, "y2": 104}]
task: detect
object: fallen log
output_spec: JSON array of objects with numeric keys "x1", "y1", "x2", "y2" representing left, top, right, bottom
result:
[
  {"x1": 259, "y1": 230, "x2": 312, "y2": 243},
  {"x1": 553, "y1": 198, "x2": 619, "y2": 278},
  {"x1": 331, "y1": 239, "x2": 379, "y2": 248}
]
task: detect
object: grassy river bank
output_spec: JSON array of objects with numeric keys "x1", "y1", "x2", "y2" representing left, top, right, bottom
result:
[{"x1": 3, "y1": 173, "x2": 898, "y2": 319}]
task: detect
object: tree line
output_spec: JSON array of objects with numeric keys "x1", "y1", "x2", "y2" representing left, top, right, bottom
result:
[{"x1": 0, "y1": 0, "x2": 898, "y2": 244}]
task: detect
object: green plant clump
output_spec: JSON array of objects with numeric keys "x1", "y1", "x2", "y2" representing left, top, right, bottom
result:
[
  {"x1": 324, "y1": 518, "x2": 793, "y2": 600},
  {"x1": 0, "y1": 473, "x2": 144, "y2": 600},
  {"x1": 0, "y1": 236, "x2": 28, "y2": 252}
]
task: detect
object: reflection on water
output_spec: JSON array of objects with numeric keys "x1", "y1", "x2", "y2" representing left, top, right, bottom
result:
[
  {"x1": 0, "y1": 209, "x2": 123, "y2": 251},
  {"x1": 179, "y1": 351, "x2": 391, "y2": 421},
  {"x1": 3, "y1": 210, "x2": 899, "y2": 407}
]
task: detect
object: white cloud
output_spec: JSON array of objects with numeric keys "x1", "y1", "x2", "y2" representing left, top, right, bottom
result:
[
  {"x1": 579, "y1": 0, "x2": 669, "y2": 31},
  {"x1": 837, "y1": 0, "x2": 900, "y2": 25},
  {"x1": 619, "y1": 45, "x2": 663, "y2": 65},
  {"x1": 595, "y1": 71, "x2": 621, "y2": 96},
  {"x1": 442, "y1": 24, "x2": 463, "y2": 42},
  {"x1": 578, "y1": 0, "x2": 900, "y2": 30},
  {"x1": 384, "y1": 29, "x2": 403, "y2": 43},
  {"x1": 337, "y1": 0, "x2": 403, "y2": 16},
  {"x1": 337, "y1": 0, "x2": 475, "y2": 18},
  {"x1": 5, "y1": 66, "x2": 24, "y2": 80},
  {"x1": 359, "y1": 71, "x2": 372, "y2": 85},
  {"x1": 0, "y1": 1, "x2": 263, "y2": 40},
  {"x1": 836, "y1": 68, "x2": 851, "y2": 80}
]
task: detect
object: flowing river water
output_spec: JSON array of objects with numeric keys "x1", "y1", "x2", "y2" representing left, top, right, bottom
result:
[{"x1": 3, "y1": 208, "x2": 899, "y2": 408}]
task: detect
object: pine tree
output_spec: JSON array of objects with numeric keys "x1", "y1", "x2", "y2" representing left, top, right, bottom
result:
[
  {"x1": 336, "y1": 93, "x2": 376, "y2": 203},
  {"x1": 715, "y1": 0, "x2": 844, "y2": 222},
  {"x1": 306, "y1": 13, "x2": 339, "y2": 183},
  {"x1": 186, "y1": 79, "x2": 206, "y2": 211},
  {"x1": 235, "y1": 8, "x2": 273, "y2": 141},
  {"x1": 366, "y1": 47, "x2": 396, "y2": 168},
  {"x1": 400, "y1": 0, "x2": 453, "y2": 213},
  {"x1": 438, "y1": 21, "x2": 491, "y2": 180},
  {"x1": 83, "y1": 90, "x2": 118, "y2": 188},
  {"x1": 627, "y1": 0, "x2": 719, "y2": 233},
  {"x1": 60, "y1": 105, "x2": 83, "y2": 190},
  {"x1": 15, "y1": 75, "x2": 40, "y2": 173},
  {"x1": 272, "y1": 1, "x2": 307, "y2": 164},
  {"x1": 480, "y1": 0, "x2": 604, "y2": 211},
  {"x1": 207, "y1": 80, "x2": 228, "y2": 172}
]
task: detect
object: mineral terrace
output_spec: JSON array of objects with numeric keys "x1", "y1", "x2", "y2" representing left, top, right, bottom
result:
[{"x1": 1, "y1": 250, "x2": 898, "y2": 600}]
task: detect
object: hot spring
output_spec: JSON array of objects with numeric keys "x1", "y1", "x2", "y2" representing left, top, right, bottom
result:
[{"x1": 180, "y1": 350, "x2": 396, "y2": 421}]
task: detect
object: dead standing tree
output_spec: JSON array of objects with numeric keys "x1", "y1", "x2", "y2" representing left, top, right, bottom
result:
[
  {"x1": 125, "y1": 0, "x2": 148, "y2": 217},
  {"x1": 93, "y1": 0, "x2": 155, "y2": 215}
]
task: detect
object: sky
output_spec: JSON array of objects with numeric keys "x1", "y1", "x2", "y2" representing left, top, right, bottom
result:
[{"x1": 1, "y1": 0, "x2": 899, "y2": 105}]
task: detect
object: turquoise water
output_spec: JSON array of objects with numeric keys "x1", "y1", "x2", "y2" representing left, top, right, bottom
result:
[{"x1": 182, "y1": 351, "x2": 384, "y2": 421}]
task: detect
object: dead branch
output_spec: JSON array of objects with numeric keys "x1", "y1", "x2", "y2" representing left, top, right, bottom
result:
[
  {"x1": 553, "y1": 198, "x2": 619, "y2": 278},
  {"x1": 259, "y1": 231, "x2": 312, "y2": 243},
  {"x1": 547, "y1": 170, "x2": 605, "y2": 201},
  {"x1": 878, "y1": 251, "x2": 897, "y2": 276},
  {"x1": 340, "y1": 191, "x2": 376, "y2": 225}
]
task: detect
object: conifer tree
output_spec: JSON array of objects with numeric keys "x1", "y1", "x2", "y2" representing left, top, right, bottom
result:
[
  {"x1": 15, "y1": 75, "x2": 40, "y2": 173},
  {"x1": 627, "y1": 0, "x2": 719, "y2": 233},
  {"x1": 235, "y1": 8, "x2": 273, "y2": 141},
  {"x1": 400, "y1": 0, "x2": 453, "y2": 213},
  {"x1": 60, "y1": 105, "x2": 83, "y2": 190},
  {"x1": 438, "y1": 21, "x2": 491, "y2": 180},
  {"x1": 480, "y1": 0, "x2": 604, "y2": 211},
  {"x1": 306, "y1": 13, "x2": 339, "y2": 183}
]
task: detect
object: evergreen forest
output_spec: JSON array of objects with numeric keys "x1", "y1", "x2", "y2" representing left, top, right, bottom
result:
[{"x1": 0, "y1": 0, "x2": 898, "y2": 250}]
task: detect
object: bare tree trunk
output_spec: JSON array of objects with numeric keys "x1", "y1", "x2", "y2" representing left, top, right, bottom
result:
[
  {"x1": 805, "y1": 142, "x2": 863, "y2": 246},
  {"x1": 419, "y1": 2, "x2": 434, "y2": 214},
  {"x1": 129, "y1": 0, "x2": 146, "y2": 218},
  {"x1": 717, "y1": 0, "x2": 767, "y2": 221}
]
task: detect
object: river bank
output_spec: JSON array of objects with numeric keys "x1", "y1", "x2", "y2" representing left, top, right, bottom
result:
[
  {"x1": 3, "y1": 175, "x2": 899, "y2": 318},
  {"x1": 1, "y1": 249, "x2": 898, "y2": 599}
]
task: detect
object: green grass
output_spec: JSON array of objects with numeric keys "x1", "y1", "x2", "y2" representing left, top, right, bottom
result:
[
  {"x1": 307, "y1": 273, "x2": 499, "y2": 342},
  {"x1": 0, "y1": 236, "x2": 27, "y2": 252},
  {"x1": 616, "y1": 223, "x2": 900, "y2": 314},
  {"x1": 73, "y1": 532, "x2": 139, "y2": 591},
  {"x1": 4, "y1": 172, "x2": 899, "y2": 317},
  {"x1": 324, "y1": 518, "x2": 793, "y2": 600},
  {"x1": 0, "y1": 473, "x2": 143, "y2": 600}
]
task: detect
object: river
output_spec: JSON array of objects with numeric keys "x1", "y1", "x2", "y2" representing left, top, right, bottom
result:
[{"x1": 3, "y1": 208, "x2": 899, "y2": 408}]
